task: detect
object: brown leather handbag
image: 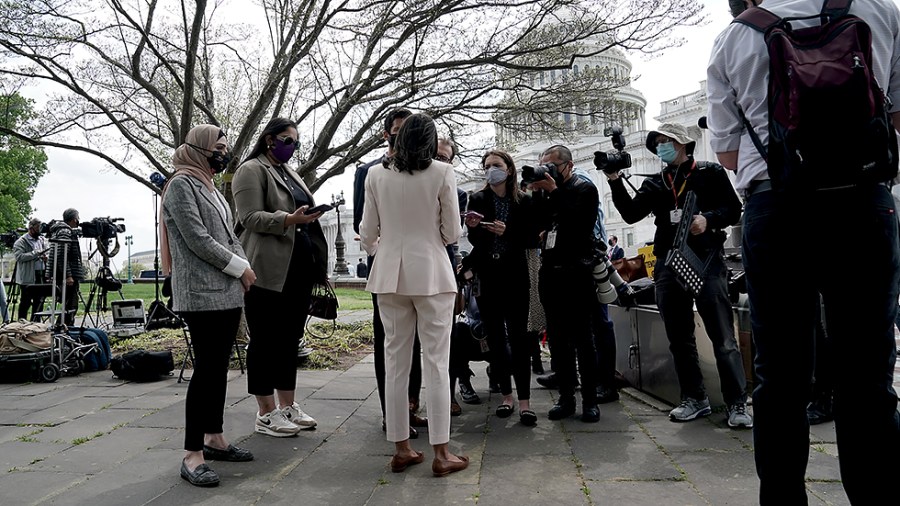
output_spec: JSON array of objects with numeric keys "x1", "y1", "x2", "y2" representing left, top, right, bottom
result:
[{"x1": 611, "y1": 255, "x2": 649, "y2": 283}]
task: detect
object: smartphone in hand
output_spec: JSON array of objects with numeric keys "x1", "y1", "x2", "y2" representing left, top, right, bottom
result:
[
  {"x1": 461, "y1": 211, "x2": 484, "y2": 220},
  {"x1": 304, "y1": 204, "x2": 334, "y2": 215},
  {"x1": 479, "y1": 221, "x2": 496, "y2": 227}
]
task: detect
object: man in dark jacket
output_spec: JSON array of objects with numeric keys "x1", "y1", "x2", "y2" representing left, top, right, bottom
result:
[
  {"x1": 530, "y1": 144, "x2": 601, "y2": 423},
  {"x1": 48, "y1": 208, "x2": 84, "y2": 326},
  {"x1": 356, "y1": 259, "x2": 369, "y2": 279},
  {"x1": 604, "y1": 123, "x2": 750, "y2": 429}
]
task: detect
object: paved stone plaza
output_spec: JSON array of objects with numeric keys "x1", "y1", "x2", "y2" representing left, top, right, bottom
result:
[{"x1": 0, "y1": 351, "x2": 855, "y2": 505}]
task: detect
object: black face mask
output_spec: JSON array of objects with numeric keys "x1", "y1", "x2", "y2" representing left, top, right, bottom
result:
[
  {"x1": 188, "y1": 143, "x2": 231, "y2": 173},
  {"x1": 387, "y1": 133, "x2": 398, "y2": 149},
  {"x1": 207, "y1": 151, "x2": 232, "y2": 173}
]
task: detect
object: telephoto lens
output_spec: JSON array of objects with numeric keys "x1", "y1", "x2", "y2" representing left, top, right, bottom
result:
[{"x1": 593, "y1": 262, "x2": 619, "y2": 304}]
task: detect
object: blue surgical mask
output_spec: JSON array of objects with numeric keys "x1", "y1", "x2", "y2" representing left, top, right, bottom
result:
[
  {"x1": 657, "y1": 142, "x2": 678, "y2": 164},
  {"x1": 486, "y1": 166, "x2": 508, "y2": 186}
]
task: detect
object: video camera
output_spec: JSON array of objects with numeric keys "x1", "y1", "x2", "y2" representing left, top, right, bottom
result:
[
  {"x1": 593, "y1": 126, "x2": 632, "y2": 175},
  {"x1": 0, "y1": 231, "x2": 17, "y2": 249},
  {"x1": 80, "y1": 217, "x2": 125, "y2": 241}
]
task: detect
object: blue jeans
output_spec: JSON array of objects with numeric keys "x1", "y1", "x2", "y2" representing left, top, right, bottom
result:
[{"x1": 743, "y1": 185, "x2": 900, "y2": 504}]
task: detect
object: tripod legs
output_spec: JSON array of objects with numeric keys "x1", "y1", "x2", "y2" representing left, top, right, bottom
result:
[{"x1": 177, "y1": 327, "x2": 246, "y2": 383}]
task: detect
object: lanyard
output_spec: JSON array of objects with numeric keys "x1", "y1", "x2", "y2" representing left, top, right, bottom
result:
[{"x1": 666, "y1": 161, "x2": 696, "y2": 207}]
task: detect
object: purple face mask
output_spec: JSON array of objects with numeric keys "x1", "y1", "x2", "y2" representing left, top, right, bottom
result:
[{"x1": 271, "y1": 136, "x2": 296, "y2": 163}]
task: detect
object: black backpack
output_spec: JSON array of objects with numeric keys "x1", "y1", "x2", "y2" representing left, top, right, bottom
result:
[
  {"x1": 735, "y1": 0, "x2": 898, "y2": 192},
  {"x1": 110, "y1": 349, "x2": 175, "y2": 382}
]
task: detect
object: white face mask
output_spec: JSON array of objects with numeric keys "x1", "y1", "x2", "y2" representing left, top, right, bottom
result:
[{"x1": 485, "y1": 166, "x2": 508, "y2": 186}]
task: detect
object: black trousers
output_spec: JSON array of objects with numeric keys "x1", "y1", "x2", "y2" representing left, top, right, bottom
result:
[
  {"x1": 181, "y1": 307, "x2": 242, "y2": 451},
  {"x1": 539, "y1": 264, "x2": 597, "y2": 406},
  {"x1": 18, "y1": 275, "x2": 45, "y2": 320},
  {"x1": 591, "y1": 302, "x2": 617, "y2": 390},
  {"x1": 654, "y1": 252, "x2": 746, "y2": 406},
  {"x1": 56, "y1": 280, "x2": 79, "y2": 326},
  {"x1": 246, "y1": 236, "x2": 315, "y2": 396},
  {"x1": 476, "y1": 261, "x2": 531, "y2": 400}
]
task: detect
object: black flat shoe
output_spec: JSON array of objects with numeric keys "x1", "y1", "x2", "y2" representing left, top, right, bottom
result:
[
  {"x1": 180, "y1": 460, "x2": 219, "y2": 487},
  {"x1": 596, "y1": 385, "x2": 620, "y2": 404},
  {"x1": 495, "y1": 403, "x2": 514, "y2": 418},
  {"x1": 548, "y1": 400, "x2": 576, "y2": 420},
  {"x1": 202, "y1": 444, "x2": 254, "y2": 462},
  {"x1": 520, "y1": 410, "x2": 537, "y2": 426},
  {"x1": 459, "y1": 381, "x2": 481, "y2": 405},
  {"x1": 582, "y1": 405, "x2": 600, "y2": 423}
]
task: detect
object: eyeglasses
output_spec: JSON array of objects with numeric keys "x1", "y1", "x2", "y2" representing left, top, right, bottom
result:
[
  {"x1": 276, "y1": 135, "x2": 296, "y2": 145},
  {"x1": 435, "y1": 154, "x2": 451, "y2": 163}
]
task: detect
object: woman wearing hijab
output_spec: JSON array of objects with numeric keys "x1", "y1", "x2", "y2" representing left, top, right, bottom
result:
[
  {"x1": 161, "y1": 124, "x2": 257, "y2": 487},
  {"x1": 232, "y1": 117, "x2": 328, "y2": 437},
  {"x1": 360, "y1": 113, "x2": 468, "y2": 477}
]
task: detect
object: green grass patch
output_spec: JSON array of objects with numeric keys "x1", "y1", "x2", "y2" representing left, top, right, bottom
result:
[
  {"x1": 71, "y1": 431, "x2": 104, "y2": 445},
  {"x1": 107, "y1": 321, "x2": 374, "y2": 372},
  {"x1": 333, "y1": 288, "x2": 373, "y2": 311}
]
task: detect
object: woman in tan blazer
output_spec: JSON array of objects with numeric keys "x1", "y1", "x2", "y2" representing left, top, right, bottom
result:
[
  {"x1": 232, "y1": 117, "x2": 328, "y2": 438},
  {"x1": 360, "y1": 113, "x2": 468, "y2": 477}
]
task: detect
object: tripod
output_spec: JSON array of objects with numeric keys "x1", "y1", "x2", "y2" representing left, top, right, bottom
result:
[
  {"x1": 80, "y1": 248, "x2": 124, "y2": 329},
  {"x1": 145, "y1": 191, "x2": 182, "y2": 330}
]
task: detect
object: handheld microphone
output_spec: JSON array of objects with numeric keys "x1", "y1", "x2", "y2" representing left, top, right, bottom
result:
[{"x1": 697, "y1": 116, "x2": 708, "y2": 130}]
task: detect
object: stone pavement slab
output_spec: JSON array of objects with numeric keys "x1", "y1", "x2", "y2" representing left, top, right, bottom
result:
[{"x1": 0, "y1": 352, "x2": 856, "y2": 505}]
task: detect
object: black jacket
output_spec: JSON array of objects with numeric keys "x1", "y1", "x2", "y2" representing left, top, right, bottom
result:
[
  {"x1": 534, "y1": 176, "x2": 599, "y2": 269},
  {"x1": 609, "y1": 159, "x2": 742, "y2": 259},
  {"x1": 465, "y1": 189, "x2": 534, "y2": 274},
  {"x1": 48, "y1": 221, "x2": 84, "y2": 281}
]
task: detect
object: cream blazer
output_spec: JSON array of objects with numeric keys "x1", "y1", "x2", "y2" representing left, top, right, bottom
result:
[{"x1": 360, "y1": 160, "x2": 461, "y2": 296}]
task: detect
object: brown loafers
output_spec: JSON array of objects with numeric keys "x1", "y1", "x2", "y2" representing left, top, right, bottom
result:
[
  {"x1": 390, "y1": 451, "x2": 425, "y2": 473},
  {"x1": 410, "y1": 412, "x2": 429, "y2": 427},
  {"x1": 432, "y1": 455, "x2": 469, "y2": 477}
]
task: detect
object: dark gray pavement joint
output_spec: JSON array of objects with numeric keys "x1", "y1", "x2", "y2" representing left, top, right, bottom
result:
[{"x1": 0, "y1": 356, "x2": 853, "y2": 505}]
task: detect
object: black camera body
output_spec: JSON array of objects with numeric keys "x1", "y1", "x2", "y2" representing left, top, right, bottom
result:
[
  {"x1": 521, "y1": 162, "x2": 560, "y2": 184},
  {"x1": 594, "y1": 126, "x2": 632, "y2": 174},
  {"x1": 80, "y1": 217, "x2": 125, "y2": 241},
  {"x1": 0, "y1": 232, "x2": 17, "y2": 249}
]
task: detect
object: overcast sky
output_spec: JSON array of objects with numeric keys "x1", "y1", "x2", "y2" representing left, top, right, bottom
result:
[{"x1": 24, "y1": 0, "x2": 888, "y2": 272}]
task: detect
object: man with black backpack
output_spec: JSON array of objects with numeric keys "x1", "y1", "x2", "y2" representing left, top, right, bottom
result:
[{"x1": 708, "y1": 0, "x2": 900, "y2": 503}]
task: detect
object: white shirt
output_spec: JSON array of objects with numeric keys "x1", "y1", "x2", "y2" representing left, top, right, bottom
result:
[{"x1": 706, "y1": 0, "x2": 900, "y2": 194}]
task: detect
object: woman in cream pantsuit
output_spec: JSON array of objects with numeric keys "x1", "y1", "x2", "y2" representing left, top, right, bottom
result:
[{"x1": 360, "y1": 113, "x2": 469, "y2": 477}]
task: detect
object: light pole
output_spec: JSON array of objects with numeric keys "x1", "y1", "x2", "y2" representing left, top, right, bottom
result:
[
  {"x1": 331, "y1": 191, "x2": 350, "y2": 276},
  {"x1": 125, "y1": 235, "x2": 134, "y2": 283}
]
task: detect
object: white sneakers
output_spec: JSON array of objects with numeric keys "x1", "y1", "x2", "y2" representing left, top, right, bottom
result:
[
  {"x1": 255, "y1": 408, "x2": 300, "y2": 437},
  {"x1": 255, "y1": 404, "x2": 318, "y2": 437},
  {"x1": 281, "y1": 402, "x2": 317, "y2": 430}
]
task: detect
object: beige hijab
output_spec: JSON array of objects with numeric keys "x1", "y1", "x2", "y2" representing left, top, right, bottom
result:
[{"x1": 160, "y1": 124, "x2": 227, "y2": 274}]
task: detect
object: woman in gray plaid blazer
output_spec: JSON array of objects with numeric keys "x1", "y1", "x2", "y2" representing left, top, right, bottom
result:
[{"x1": 161, "y1": 124, "x2": 257, "y2": 487}]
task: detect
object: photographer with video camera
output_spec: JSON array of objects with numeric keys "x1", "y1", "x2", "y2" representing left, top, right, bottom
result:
[
  {"x1": 48, "y1": 208, "x2": 84, "y2": 326},
  {"x1": 600, "y1": 123, "x2": 750, "y2": 428},
  {"x1": 526, "y1": 145, "x2": 601, "y2": 423},
  {"x1": 13, "y1": 218, "x2": 48, "y2": 320}
]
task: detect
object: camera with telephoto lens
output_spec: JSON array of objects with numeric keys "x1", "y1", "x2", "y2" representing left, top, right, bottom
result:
[
  {"x1": 520, "y1": 162, "x2": 560, "y2": 184},
  {"x1": 594, "y1": 126, "x2": 632, "y2": 174},
  {"x1": 80, "y1": 217, "x2": 125, "y2": 240},
  {"x1": 591, "y1": 239, "x2": 634, "y2": 304}
]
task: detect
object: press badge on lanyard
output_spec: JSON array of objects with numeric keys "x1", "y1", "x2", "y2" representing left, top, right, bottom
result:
[
  {"x1": 545, "y1": 227, "x2": 558, "y2": 250},
  {"x1": 670, "y1": 209, "x2": 683, "y2": 224},
  {"x1": 668, "y1": 162, "x2": 694, "y2": 225}
]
